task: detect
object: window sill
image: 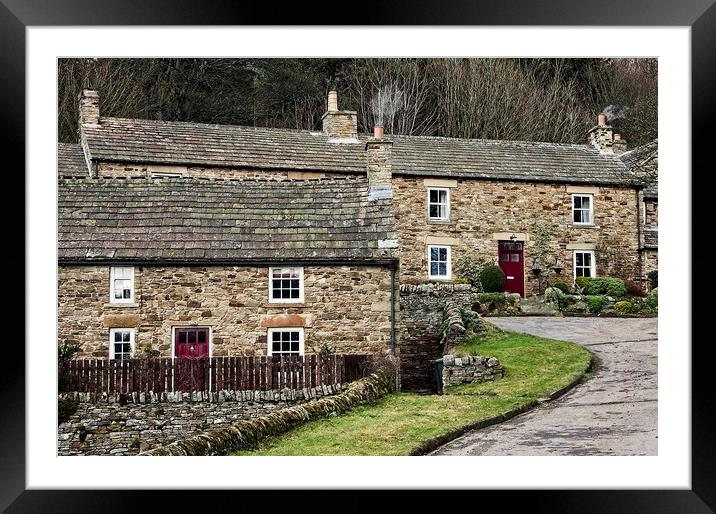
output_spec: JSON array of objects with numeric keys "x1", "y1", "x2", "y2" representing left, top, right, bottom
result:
[
  {"x1": 263, "y1": 302, "x2": 306, "y2": 308},
  {"x1": 427, "y1": 219, "x2": 452, "y2": 225},
  {"x1": 427, "y1": 277, "x2": 452, "y2": 282},
  {"x1": 104, "y1": 302, "x2": 139, "y2": 308},
  {"x1": 572, "y1": 224, "x2": 600, "y2": 229}
]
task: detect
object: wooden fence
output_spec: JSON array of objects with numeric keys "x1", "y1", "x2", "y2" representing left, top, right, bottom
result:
[{"x1": 58, "y1": 354, "x2": 370, "y2": 394}]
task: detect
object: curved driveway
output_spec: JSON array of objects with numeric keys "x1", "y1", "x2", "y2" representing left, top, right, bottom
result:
[{"x1": 431, "y1": 317, "x2": 657, "y2": 456}]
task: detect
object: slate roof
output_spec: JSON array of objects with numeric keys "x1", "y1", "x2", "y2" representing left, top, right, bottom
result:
[
  {"x1": 81, "y1": 117, "x2": 635, "y2": 186},
  {"x1": 58, "y1": 143, "x2": 89, "y2": 177},
  {"x1": 643, "y1": 228, "x2": 658, "y2": 249},
  {"x1": 57, "y1": 177, "x2": 397, "y2": 263},
  {"x1": 620, "y1": 139, "x2": 658, "y2": 199}
]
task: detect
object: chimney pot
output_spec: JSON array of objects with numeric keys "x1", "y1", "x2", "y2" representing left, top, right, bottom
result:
[
  {"x1": 597, "y1": 112, "x2": 606, "y2": 127},
  {"x1": 374, "y1": 124, "x2": 384, "y2": 139},
  {"x1": 327, "y1": 90, "x2": 338, "y2": 112}
]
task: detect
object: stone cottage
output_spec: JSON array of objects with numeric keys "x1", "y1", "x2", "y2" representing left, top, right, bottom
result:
[
  {"x1": 58, "y1": 89, "x2": 652, "y2": 385},
  {"x1": 620, "y1": 139, "x2": 658, "y2": 282}
]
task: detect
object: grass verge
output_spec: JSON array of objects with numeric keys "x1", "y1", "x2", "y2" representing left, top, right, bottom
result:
[{"x1": 231, "y1": 330, "x2": 592, "y2": 456}]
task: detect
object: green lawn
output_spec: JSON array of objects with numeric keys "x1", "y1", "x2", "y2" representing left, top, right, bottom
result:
[{"x1": 231, "y1": 330, "x2": 592, "y2": 456}]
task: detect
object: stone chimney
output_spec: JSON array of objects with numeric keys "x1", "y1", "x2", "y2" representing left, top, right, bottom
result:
[
  {"x1": 366, "y1": 124, "x2": 393, "y2": 199},
  {"x1": 322, "y1": 90, "x2": 357, "y2": 140},
  {"x1": 79, "y1": 89, "x2": 100, "y2": 127},
  {"x1": 587, "y1": 112, "x2": 614, "y2": 152},
  {"x1": 612, "y1": 133, "x2": 627, "y2": 155}
]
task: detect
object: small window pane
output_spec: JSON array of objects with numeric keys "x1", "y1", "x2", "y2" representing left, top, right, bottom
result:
[
  {"x1": 123, "y1": 289, "x2": 131, "y2": 299},
  {"x1": 429, "y1": 205, "x2": 440, "y2": 218},
  {"x1": 581, "y1": 196, "x2": 590, "y2": 209},
  {"x1": 438, "y1": 248, "x2": 447, "y2": 260},
  {"x1": 430, "y1": 262, "x2": 439, "y2": 275},
  {"x1": 272, "y1": 289, "x2": 281, "y2": 299},
  {"x1": 198, "y1": 331, "x2": 206, "y2": 343},
  {"x1": 430, "y1": 248, "x2": 439, "y2": 261},
  {"x1": 576, "y1": 253, "x2": 584, "y2": 267},
  {"x1": 188, "y1": 331, "x2": 196, "y2": 343},
  {"x1": 290, "y1": 289, "x2": 299, "y2": 299},
  {"x1": 272, "y1": 341, "x2": 281, "y2": 352},
  {"x1": 511, "y1": 254, "x2": 519, "y2": 262},
  {"x1": 429, "y1": 190, "x2": 439, "y2": 202},
  {"x1": 291, "y1": 340, "x2": 299, "y2": 352},
  {"x1": 114, "y1": 331, "x2": 122, "y2": 342},
  {"x1": 272, "y1": 332, "x2": 281, "y2": 342},
  {"x1": 122, "y1": 331, "x2": 130, "y2": 342},
  {"x1": 178, "y1": 331, "x2": 186, "y2": 343},
  {"x1": 574, "y1": 196, "x2": 582, "y2": 209},
  {"x1": 583, "y1": 253, "x2": 592, "y2": 266},
  {"x1": 438, "y1": 263, "x2": 447, "y2": 275}
]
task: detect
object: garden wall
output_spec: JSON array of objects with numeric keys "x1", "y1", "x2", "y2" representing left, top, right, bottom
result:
[
  {"x1": 441, "y1": 354, "x2": 503, "y2": 389},
  {"x1": 398, "y1": 283, "x2": 478, "y2": 392},
  {"x1": 58, "y1": 385, "x2": 343, "y2": 455}
]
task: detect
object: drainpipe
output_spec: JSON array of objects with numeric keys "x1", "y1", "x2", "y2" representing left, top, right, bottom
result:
[
  {"x1": 636, "y1": 188, "x2": 643, "y2": 284},
  {"x1": 390, "y1": 263, "x2": 400, "y2": 392}
]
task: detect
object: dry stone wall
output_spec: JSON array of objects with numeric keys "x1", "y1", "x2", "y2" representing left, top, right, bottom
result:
[
  {"x1": 441, "y1": 354, "x2": 503, "y2": 389},
  {"x1": 58, "y1": 265, "x2": 392, "y2": 358},
  {"x1": 58, "y1": 384, "x2": 342, "y2": 455}
]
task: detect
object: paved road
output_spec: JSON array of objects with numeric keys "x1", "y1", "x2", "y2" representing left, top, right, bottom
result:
[{"x1": 431, "y1": 317, "x2": 657, "y2": 456}]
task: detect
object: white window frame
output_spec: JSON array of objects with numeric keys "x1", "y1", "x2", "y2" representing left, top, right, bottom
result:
[
  {"x1": 573, "y1": 251, "x2": 597, "y2": 280},
  {"x1": 109, "y1": 328, "x2": 135, "y2": 360},
  {"x1": 427, "y1": 187, "x2": 450, "y2": 221},
  {"x1": 427, "y1": 245, "x2": 452, "y2": 280},
  {"x1": 267, "y1": 327, "x2": 304, "y2": 356},
  {"x1": 268, "y1": 267, "x2": 305, "y2": 304},
  {"x1": 151, "y1": 171, "x2": 183, "y2": 179},
  {"x1": 109, "y1": 266, "x2": 135, "y2": 304},
  {"x1": 571, "y1": 194, "x2": 594, "y2": 225}
]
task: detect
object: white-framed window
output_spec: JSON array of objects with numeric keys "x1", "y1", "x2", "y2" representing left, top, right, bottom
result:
[
  {"x1": 109, "y1": 328, "x2": 135, "y2": 360},
  {"x1": 151, "y1": 171, "x2": 183, "y2": 179},
  {"x1": 427, "y1": 187, "x2": 450, "y2": 221},
  {"x1": 267, "y1": 328, "x2": 304, "y2": 356},
  {"x1": 572, "y1": 194, "x2": 593, "y2": 225},
  {"x1": 428, "y1": 245, "x2": 451, "y2": 280},
  {"x1": 268, "y1": 267, "x2": 304, "y2": 303},
  {"x1": 110, "y1": 266, "x2": 135, "y2": 303},
  {"x1": 573, "y1": 251, "x2": 596, "y2": 279}
]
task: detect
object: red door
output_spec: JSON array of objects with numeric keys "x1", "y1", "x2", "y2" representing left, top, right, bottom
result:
[
  {"x1": 174, "y1": 327, "x2": 209, "y2": 391},
  {"x1": 498, "y1": 241, "x2": 525, "y2": 297}
]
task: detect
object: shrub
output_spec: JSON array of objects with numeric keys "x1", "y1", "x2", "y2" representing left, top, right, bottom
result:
[
  {"x1": 624, "y1": 279, "x2": 647, "y2": 297},
  {"x1": 574, "y1": 276, "x2": 590, "y2": 291},
  {"x1": 58, "y1": 397, "x2": 78, "y2": 425},
  {"x1": 586, "y1": 295, "x2": 607, "y2": 313},
  {"x1": 455, "y1": 255, "x2": 489, "y2": 290},
  {"x1": 614, "y1": 300, "x2": 634, "y2": 315},
  {"x1": 58, "y1": 341, "x2": 81, "y2": 360},
  {"x1": 552, "y1": 282, "x2": 570, "y2": 294},
  {"x1": 582, "y1": 277, "x2": 627, "y2": 298},
  {"x1": 647, "y1": 288, "x2": 658, "y2": 309},
  {"x1": 478, "y1": 292, "x2": 507, "y2": 308},
  {"x1": 479, "y1": 265, "x2": 506, "y2": 293},
  {"x1": 648, "y1": 270, "x2": 658, "y2": 290}
]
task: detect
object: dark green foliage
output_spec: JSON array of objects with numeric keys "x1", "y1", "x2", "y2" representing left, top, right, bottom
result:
[
  {"x1": 58, "y1": 341, "x2": 81, "y2": 360},
  {"x1": 58, "y1": 398, "x2": 79, "y2": 425},
  {"x1": 647, "y1": 289, "x2": 658, "y2": 309},
  {"x1": 479, "y1": 265, "x2": 506, "y2": 293},
  {"x1": 460, "y1": 308, "x2": 481, "y2": 333},
  {"x1": 579, "y1": 277, "x2": 627, "y2": 298},
  {"x1": 648, "y1": 270, "x2": 658, "y2": 289},
  {"x1": 552, "y1": 282, "x2": 570, "y2": 294},
  {"x1": 477, "y1": 293, "x2": 507, "y2": 309},
  {"x1": 585, "y1": 295, "x2": 607, "y2": 313},
  {"x1": 455, "y1": 255, "x2": 489, "y2": 290},
  {"x1": 574, "y1": 276, "x2": 591, "y2": 291}
]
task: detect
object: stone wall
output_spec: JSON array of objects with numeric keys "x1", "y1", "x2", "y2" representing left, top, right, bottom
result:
[
  {"x1": 392, "y1": 176, "x2": 641, "y2": 295},
  {"x1": 95, "y1": 161, "x2": 346, "y2": 180},
  {"x1": 58, "y1": 265, "x2": 392, "y2": 358},
  {"x1": 643, "y1": 248, "x2": 658, "y2": 277},
  {"x1": 441, "y1": 354, "x2": 503, "y2": 389},
  {"x1": 398, "y1": 283, "x2": 478, "y2": 392},
  {"x1": 58, "y1": 384, "x2": 342, "y2": 455}
]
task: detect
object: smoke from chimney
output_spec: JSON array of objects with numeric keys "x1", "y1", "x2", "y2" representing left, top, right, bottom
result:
[{"x1": 602, "y1": 104, "x2": 629, "y2": 123}]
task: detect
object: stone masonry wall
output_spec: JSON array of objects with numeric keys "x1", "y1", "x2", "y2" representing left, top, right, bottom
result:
[
  {"x1": 96, "y1": 161, "x2": 346, "y2": 180},
  {"x1": 398, "y1": 283, "x2": 477, "y2": 392},
  {"x1": 58, "y1": 265, "x2": 392, "y2": 358},
  {"x1": 441, "y1": 354, "x2": 503, "y2": 389},
  {"x1": 58, "y1": 384, "x2": 342, "y2": 455},
  {"x1": 392, "y1": 176, "x2": 641, "y2": 296}
]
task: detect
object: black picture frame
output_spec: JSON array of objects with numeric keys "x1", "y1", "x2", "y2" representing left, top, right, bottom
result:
[{"x1": 6, "y1": 1, "x2": 709, "y2": 511}]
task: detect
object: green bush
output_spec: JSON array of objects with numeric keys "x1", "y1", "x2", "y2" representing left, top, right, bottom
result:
[
  {"x1": 624, "y1": 279, "x2": 646, "y2": 297},
  {"x1": 614, "y1": 300, "x2": 633, "y2": 315},
  {"x1": 648, "y1": 270, "x2": 658, "y2": 290},
  {"x1": 552, "y1": 282, "x2": 570, "y2": 294},
  {"x1": 479, "y1": 265, "x2": 506, "y2": 293},
  {"x1": 477, "y1": 292, "x2": 507, "y2": 308},
  {"x1": 647, "y1": 288, "x2": 658, "y2": 309},
  {"x1": 586, "y1": 295, "x2": 607, "y2": 313},
  {"x1": 574, "y1": 276, "x2": 591, "y2": 291},
  {"x1": 58, "y1": 397, "x2": 78, "y2": 425},
  {"x1": 581, "y1": 277, "x2": 627, "y2": 298},
  {"x1": 455, "y1": 255, "x2": 489, "y2": 290}
]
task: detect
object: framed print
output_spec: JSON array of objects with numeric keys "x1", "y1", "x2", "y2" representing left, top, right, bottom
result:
[{"x1": 7, "y1": 0, "x2": 712, "y2": 511}]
